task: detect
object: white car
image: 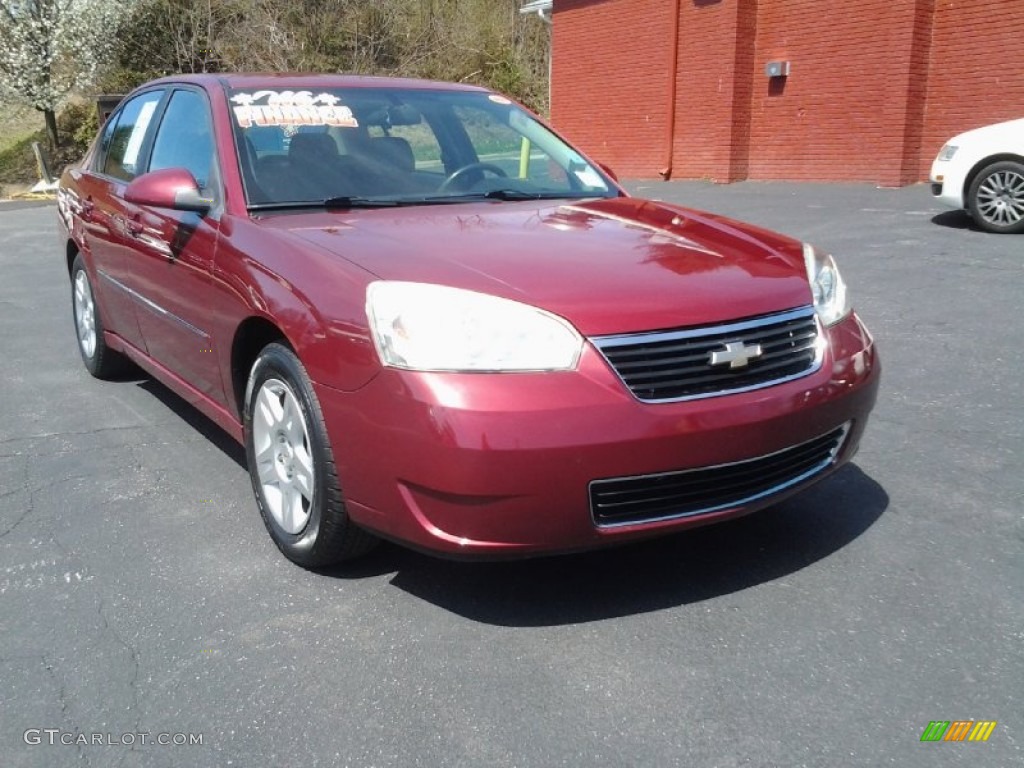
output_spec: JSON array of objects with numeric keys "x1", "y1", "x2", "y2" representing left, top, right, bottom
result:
[{"x1": 930, "y1": 117, "x2": 1024, "y2": 234}]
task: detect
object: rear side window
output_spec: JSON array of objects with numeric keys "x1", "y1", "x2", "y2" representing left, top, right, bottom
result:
[
  {"x1": 148, "y1": 89, "x2": 216, "y2": 188},
  {"x1": 102, "y1": 91, "x2": 163, "y2": 182}
]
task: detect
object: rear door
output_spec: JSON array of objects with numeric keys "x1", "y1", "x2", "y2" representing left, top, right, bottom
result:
[{"x1": 75, "y1": 89, "x2": 167, "y2": 351}]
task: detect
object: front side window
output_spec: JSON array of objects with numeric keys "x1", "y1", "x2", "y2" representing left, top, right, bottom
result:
[
  {"x1": 452, "y1": 104, "x2": 564, "y2": 187},
  {"x1": 227, "y1": 87, "x2": 616, "y2": 208},
  {"x1": 149, "y1": 89, "x2": 215, "y2": 189},
  {"x1": 101, "y1": 91, "x2": 163, "y2": 182}
]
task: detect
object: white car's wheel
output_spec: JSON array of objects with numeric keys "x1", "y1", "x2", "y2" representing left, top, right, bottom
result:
[
  {"x1": 967, "y1": 160, "x2": 1024, "y2": 234},
  {"x1": 244, "y1": 342, "x2": 378, "y2": 567}
]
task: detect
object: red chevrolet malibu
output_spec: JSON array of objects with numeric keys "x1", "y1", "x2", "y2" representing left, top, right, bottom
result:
[{"x1": 57, "y1": 74, "x2": 879, "y2": 566}]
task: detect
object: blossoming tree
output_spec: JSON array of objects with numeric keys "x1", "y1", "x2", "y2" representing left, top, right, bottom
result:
[{"x1": 0, "y1": 0, "x2": 128, "y2": 146}]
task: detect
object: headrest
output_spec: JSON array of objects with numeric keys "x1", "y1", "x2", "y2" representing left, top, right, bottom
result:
[
  {"x1": 372, "y1": 136, "x2": 415, "y2": 173},
  {"x1": 288, "y1": 133, "x2": 338, "y2": 163}
]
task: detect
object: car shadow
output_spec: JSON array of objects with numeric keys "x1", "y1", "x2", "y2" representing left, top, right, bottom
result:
[
  {"x1": 930, "y1": 210, "x2": 978, "y2": 230},
  {"x1": 121, "y1": 371, "x2": 887, "y2": 625},
  {"x1": 323, "y1": 464, "x2": 888, "y2": 627},
  {"x1": 134, "y1": 377, "x2": 247, "y2": 469}
]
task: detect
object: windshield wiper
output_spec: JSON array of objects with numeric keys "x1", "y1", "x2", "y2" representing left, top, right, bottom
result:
[
  {"x1": 478, "y1": 189, "x2": 584, "y2": 201},
  {"x1": 384, "y1": 190, "x2": 589, "y2": 206},
  {"x1": 247, "y1": 196, "x2": 402, "y2": 213},
  {"x1": 323, "y1": 196, "x2": 403, "y2": 209},
  {"x1": 247, "y1": 190, "x2": 600, "y2": 213}
]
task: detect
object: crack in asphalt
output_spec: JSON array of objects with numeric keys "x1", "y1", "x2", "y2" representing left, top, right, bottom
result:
[
  {"x1": 0, "y1": 455, "x2": 33, "y2": 540},
  {"x1": 0, "y1": 469, "x2": 94, "y2": 540},
  {"x1": 0, "y1": 504, "x2": 34, "y2": 540},
  {"x1": 11, "y1": 518, "x2": 113, "y2": 768},
  {"x1": 42, "y1": 652, "x2": 89, "y2": 766},
  {"x1": 0, "y1": 485, "x2": 27, "y2": 501},
  {"x1": 0, "y1": 435, "x2": 230, "y2": 463},
  {"x1": 97, "y1": 598, "x2": 143, "y2": 768},
  {"x1": 0, "y1": 436, "x2": 187, "y2": 544},
  {"x1": 0, "y1": 424, "x2": 153, "y2": 448}
]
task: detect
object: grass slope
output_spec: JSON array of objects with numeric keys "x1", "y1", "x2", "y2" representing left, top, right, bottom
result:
[{"x1": 0, "y1": 102, "x2": 47, "y2": 187}]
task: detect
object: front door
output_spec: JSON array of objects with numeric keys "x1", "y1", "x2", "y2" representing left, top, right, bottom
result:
[{"x1": 121, "y1": 87, "x2": 226, "y2": 404}]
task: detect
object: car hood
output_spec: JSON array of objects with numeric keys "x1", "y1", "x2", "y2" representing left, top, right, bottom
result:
[
  {"x1": 947, "y1": 117, "x2": 1024, "y2": 149},
  {"x1": 273, "y1": 196, "x2": 813, "y2": 336}
]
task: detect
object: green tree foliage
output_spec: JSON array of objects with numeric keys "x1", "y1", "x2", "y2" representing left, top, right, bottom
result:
[{"x1": 107, "y1": 0, "x2": 550, "y2": 112}]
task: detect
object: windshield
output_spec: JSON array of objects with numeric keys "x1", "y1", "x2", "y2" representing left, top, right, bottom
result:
[{"x1": 227, "y1": 87, "x2": 617, "y2": 209}]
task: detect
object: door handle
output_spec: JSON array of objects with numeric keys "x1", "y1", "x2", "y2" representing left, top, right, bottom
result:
[{"x1": 122, "y1": 216, "x2": 175, "y2": 261}]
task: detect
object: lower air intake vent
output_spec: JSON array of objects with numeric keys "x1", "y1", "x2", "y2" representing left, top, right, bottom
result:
[{"x1": 590, "y1": 424, "x2": 849, "y2": 527}]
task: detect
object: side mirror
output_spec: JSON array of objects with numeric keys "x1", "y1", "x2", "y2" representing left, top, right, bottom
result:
[
  {"x1": 124, "y1": 168, "x2": 212, "y2": 213},
  {"x1": 597, "y1": 162, "x2": 619, "y2": 182}
]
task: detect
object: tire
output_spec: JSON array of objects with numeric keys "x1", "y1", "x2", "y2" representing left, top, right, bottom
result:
[
  {"x1": 70, "y1": 254, "x2": 128, "y2": 378},
  {"x1": 244, "y1": 342, "x2": 378, "y2": 567},
  {"x1": 967, "y1": 160, "x2": 1024, "y2": 234}
]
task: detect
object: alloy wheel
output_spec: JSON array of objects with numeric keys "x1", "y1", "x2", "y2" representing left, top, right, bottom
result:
[
  {"x1": 976, "y1": 169, "x2": 1024, "y2": 227},
  {"x1": 73, "y1": 270, "x2": 97, "y2": 359},
  {"x1": 252, "y1": 378, "x2": 316, "y2": 534}
]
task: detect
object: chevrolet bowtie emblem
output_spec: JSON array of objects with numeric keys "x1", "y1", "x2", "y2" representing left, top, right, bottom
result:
[{"x1": 710, "y1": 341, "x2": 763, "y2": 369}]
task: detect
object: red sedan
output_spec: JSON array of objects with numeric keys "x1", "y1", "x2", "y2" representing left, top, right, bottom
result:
[{"x1": 57, "y1": 74, "x2": 879, "y2": 566}]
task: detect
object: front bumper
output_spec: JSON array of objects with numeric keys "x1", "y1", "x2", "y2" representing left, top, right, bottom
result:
[
  {"x1": 316, "y1": 311, "x2": 879, "y2": 557},
  {"x1": 929, "y1": 158, "x2": 966, "y2": 210}
]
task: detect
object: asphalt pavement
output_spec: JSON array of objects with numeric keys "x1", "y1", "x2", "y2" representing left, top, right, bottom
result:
[{"x1": 0, "y1": 182, "x2": 1021, "y2": 767}]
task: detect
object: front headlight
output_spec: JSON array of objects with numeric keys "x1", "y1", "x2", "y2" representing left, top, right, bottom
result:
[
  {"x1": 936, "y1": 144, "x2": 959, "y2": 161},
  {"x1": 803, "y1": 243, "x2": 851, "y2": 326},
  {"x1": 366, "y1": 281, "x2": 584, "y2": 372}
]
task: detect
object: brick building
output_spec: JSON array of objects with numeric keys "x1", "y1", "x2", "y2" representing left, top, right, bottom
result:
[{"x1": 543, "y1": 0, "x2": 1024, "y2": 185}]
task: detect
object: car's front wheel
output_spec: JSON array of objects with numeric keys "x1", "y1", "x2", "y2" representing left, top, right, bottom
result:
[
  {"x1": 967, "y1": 160, "x2": 1024, "y2": 234},
  {"x1": 70, "y1": 254, "x2": 127, "y2": 378},
  {"x1": 244, "y1": 342, "x2": 378, "y2": 567}
]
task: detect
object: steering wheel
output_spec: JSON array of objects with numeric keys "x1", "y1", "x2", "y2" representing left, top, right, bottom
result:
[{"x1": 438, "y1": 162, "x2": 508, "y2": 192}]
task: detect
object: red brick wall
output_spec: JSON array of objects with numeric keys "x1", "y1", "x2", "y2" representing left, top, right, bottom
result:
[
  {"x1": 668, "y1": 0, "x2": 733, "y2": 180},
  {"x1": 551, "y1": 0, "x2": 673, "y2": 177},
  {"x1": 670, "y1": 0, "x2": 755, "y2": 182},
  {"x1": 550, "y1": 0, "x2": 1024, "y2": 184},
  {"x1": 746, "y1": 0, "x2": 926, "y2": 185},
  {"x1": 920, "y1": 0, "x2": 1024, "y2": 180}
]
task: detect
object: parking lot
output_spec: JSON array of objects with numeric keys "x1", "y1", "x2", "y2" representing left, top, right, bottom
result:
[{"x1": 1, "y1": 182, "x2": 1021, "y2": 767}]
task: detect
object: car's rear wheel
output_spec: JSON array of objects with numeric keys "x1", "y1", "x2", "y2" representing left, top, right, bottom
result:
[
  {"x1": 244, "y1": 342, "x2": 378, "y2": 567},
  {"x1": 70, "y1": 254, "x2": 127, "y2": 378},
  {"x1": 967, "y1": 160, "x2": 1024, "y2": 234}
]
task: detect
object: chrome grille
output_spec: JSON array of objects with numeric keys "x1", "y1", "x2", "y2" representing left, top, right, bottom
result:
[
  {"x1": 592, "y1": 307, "x2": 821, "y2": 402},
  {"x1": 590, "y1": 424, "x2": 849, "y2": 528}
]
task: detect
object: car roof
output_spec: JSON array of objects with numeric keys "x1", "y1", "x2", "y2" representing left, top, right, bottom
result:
[{"x1": 145, "y1": 72, "x2": 491, "y2": 93}]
